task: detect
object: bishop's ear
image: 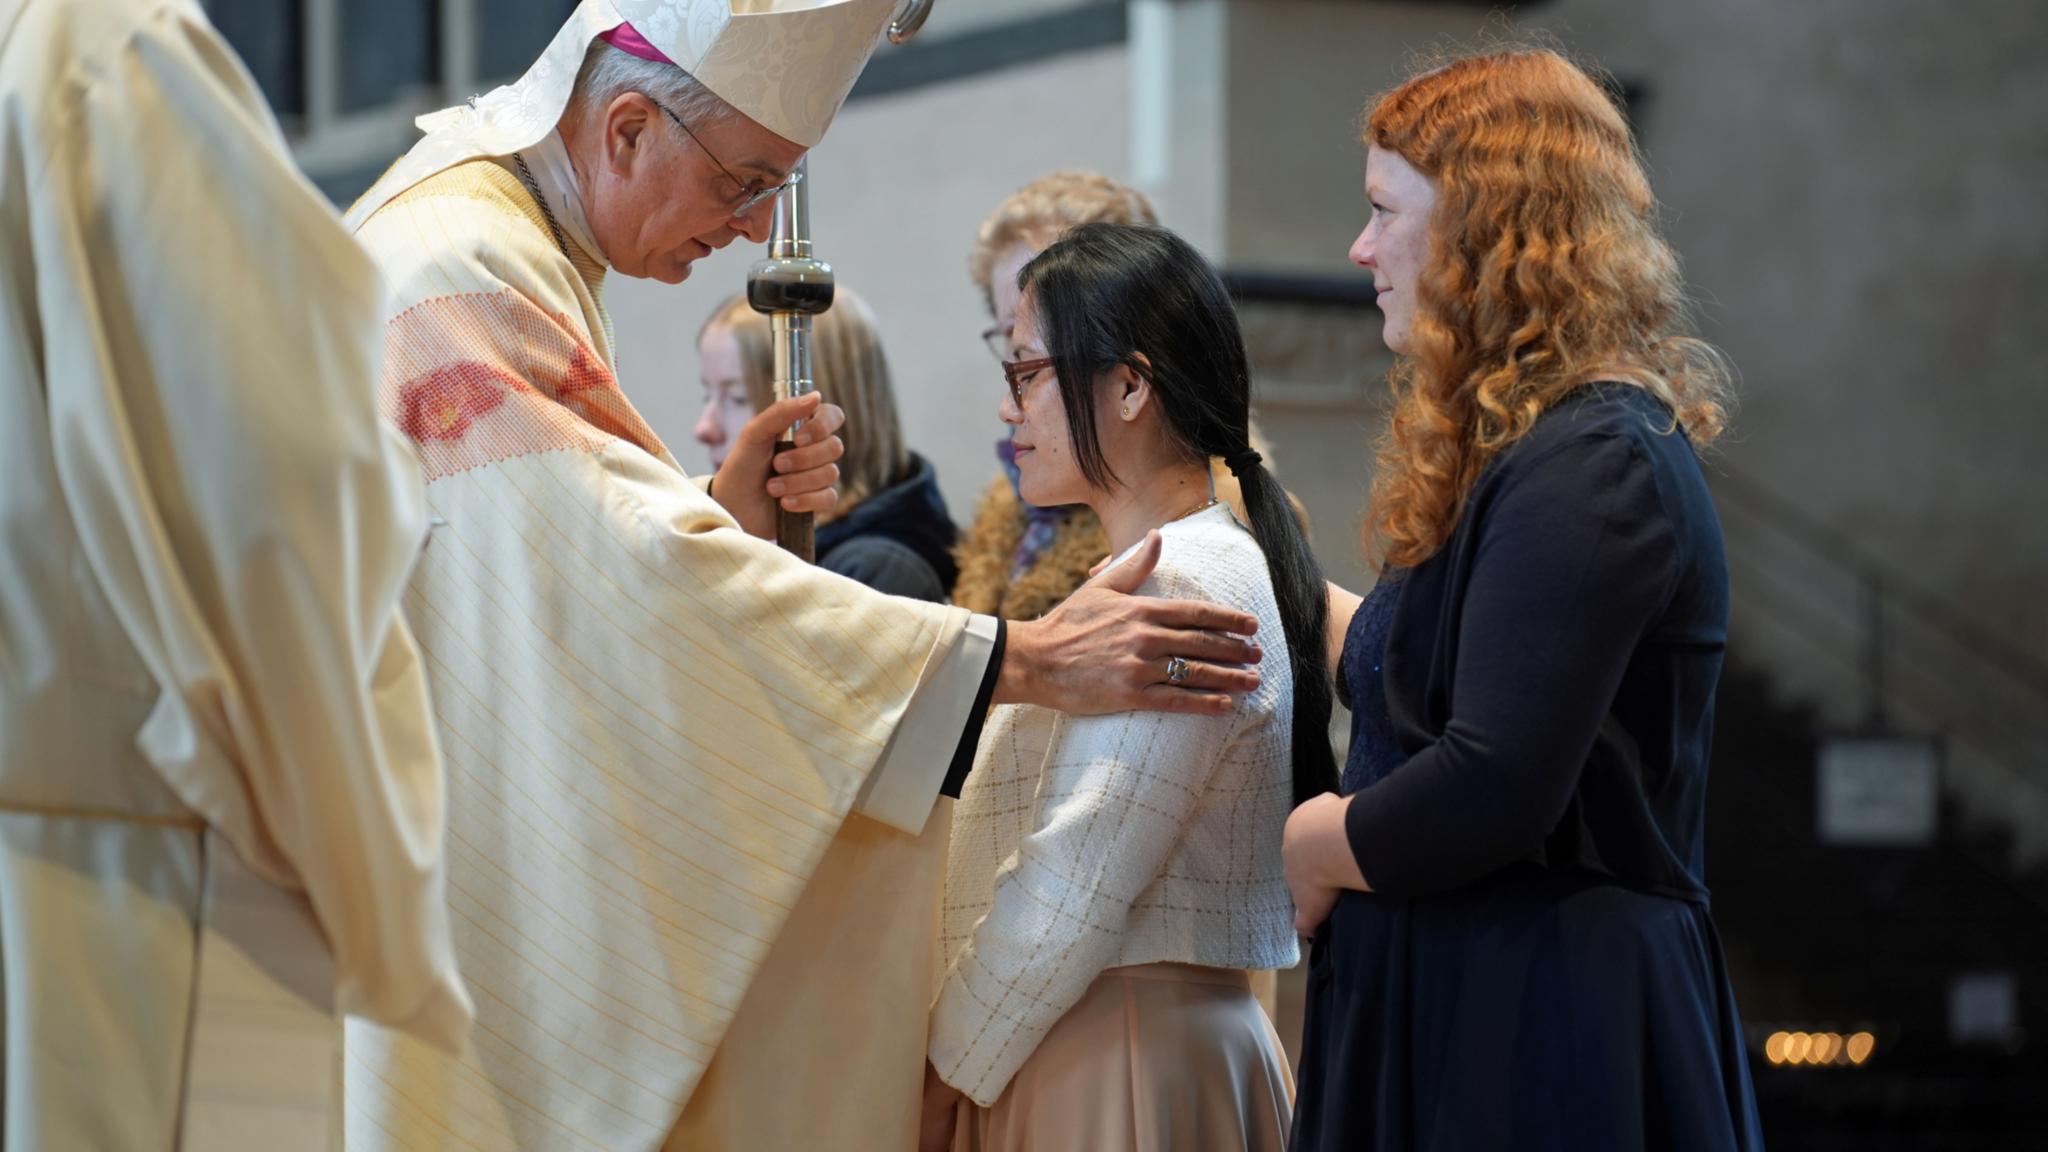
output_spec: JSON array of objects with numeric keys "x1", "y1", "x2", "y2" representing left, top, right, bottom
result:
[{"x1": 602, "y1": 93, "x2": 657, "y2": 176}]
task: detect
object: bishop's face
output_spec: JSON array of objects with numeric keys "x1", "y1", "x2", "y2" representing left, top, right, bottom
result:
[{"x1": 584, "y1": 94, "x2": 808, "y2": 283}]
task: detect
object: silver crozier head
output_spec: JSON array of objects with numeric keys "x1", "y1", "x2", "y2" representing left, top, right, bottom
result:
[{"x1": 746, "y1": 160, "x2": 833, "y2": 405}]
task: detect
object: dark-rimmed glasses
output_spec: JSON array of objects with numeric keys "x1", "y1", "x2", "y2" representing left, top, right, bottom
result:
[
  {"x1": 1001, "y1": 357, "x2": 1053, "y2": 409},
  {"x1": 647, "y1": 95, "x2": 795, "y2": 218},
  {"x1": 981, "y1": 323, "x2": 1012, "y2": 363}
]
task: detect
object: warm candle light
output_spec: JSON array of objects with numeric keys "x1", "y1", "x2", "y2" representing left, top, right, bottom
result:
[
  {"x1": 1765, "y1": 1032, "x2": 1791, "y2": 1065},
  {"x1": 1812, "y1": 1033, "x2": 1843, "y2": 1065}
]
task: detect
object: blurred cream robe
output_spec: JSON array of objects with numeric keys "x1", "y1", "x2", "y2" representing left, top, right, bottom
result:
[
  {"x1": 0, "y1": 0, "x2": 474, "y2": 1148},
  {"x1": 337, "y1": 3, "x2": 986, "y2": 1149}
]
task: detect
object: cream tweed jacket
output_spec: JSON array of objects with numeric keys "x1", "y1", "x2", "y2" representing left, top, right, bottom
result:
[{"x1": 930, "y1": 504, "x2": 1301, "y2": 1106}]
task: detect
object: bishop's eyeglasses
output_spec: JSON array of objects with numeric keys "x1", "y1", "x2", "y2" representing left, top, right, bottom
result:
[{"x1": 647, "y1": 95, "x2": 795, "y2": 218}]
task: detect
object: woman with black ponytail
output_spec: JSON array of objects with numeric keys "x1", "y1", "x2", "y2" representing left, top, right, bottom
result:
[{"x1": 920, "y1": 222, "x2": 1332, "y2": 1152}]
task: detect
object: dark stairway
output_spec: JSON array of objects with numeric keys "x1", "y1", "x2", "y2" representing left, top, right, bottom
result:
[{"x1": 1708, "y1": 661, "x2": 2048, "y2": 1151}]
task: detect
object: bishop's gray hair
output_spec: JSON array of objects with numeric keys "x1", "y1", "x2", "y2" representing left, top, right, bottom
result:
[{"x1": 566, "y1": 41, "x2": 738, "y2": 131}]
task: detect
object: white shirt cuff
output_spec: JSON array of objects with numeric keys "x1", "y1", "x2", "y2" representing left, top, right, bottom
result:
[{"x1": 852, "y1": 612, "x2": 998, "y2": 834}]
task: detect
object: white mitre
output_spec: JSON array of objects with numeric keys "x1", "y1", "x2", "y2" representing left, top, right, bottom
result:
[{"x1": 346, "y1": 0, "x2": 898, "y2": 229}]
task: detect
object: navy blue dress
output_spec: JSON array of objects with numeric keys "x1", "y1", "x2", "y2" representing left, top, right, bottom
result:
[{"x1": 1290, "y1": 386, "x2": 1765, "y2": 1151}]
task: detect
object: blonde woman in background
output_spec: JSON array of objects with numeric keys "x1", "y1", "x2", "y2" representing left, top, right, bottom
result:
[{"x1": 697, "y1": 287, "x2": 959, "y2": 602}]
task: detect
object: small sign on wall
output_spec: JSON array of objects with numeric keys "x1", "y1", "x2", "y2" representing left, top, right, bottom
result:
[
  {"x1": 1950, "y1": 970, "x2": 2019, "y2": 1046},
  {"x1": 1817, "y1": 735, "x2": 1941, "y2": 847}
]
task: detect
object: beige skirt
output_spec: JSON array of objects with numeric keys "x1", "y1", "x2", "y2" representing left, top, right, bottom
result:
[{"x1": 950, "y1": 962, "x2": 1294, "y2": 1152}]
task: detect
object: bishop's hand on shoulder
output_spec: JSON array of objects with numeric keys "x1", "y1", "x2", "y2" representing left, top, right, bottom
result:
[
  {"x1": 998, "y1": 531, "x2": 1268, "y2": 717},
  {"x1": 710, "y1": 392, "x2": 845, "y2": 540}
]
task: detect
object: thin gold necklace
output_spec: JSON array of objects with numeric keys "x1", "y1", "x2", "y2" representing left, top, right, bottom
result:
[{"x1": 1165, "y1": 496, "x2": 1221, "y2": 526}]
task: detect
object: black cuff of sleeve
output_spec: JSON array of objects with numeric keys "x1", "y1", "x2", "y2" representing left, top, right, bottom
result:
[
  {"x1": 1344, "y1": 783, "x2": 1395, "y2": 895},
  {"x1": 939, "y1": 618, "x2": 1005, "y2": 798}
]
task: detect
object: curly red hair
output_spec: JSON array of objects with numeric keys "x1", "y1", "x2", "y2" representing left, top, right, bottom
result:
[{"x1": 1365, "y1": 47, "x2": 1732, "y2": 570}]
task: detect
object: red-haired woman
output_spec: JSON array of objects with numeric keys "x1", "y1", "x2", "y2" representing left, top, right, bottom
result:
[{"x1": 1280, "y1": 47, "x2": 1767, "y2": 1150}]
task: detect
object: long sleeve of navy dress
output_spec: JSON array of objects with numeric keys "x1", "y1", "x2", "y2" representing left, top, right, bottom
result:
[{"x1": 1289, "y1": 385, "x2": 1766, "y2": 1152}]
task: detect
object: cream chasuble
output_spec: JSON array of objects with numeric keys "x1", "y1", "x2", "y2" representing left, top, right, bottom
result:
[
  {"x1": 343, "y1": 157, "x2": 982, "y2": 1151},
  {"x1": 2, "y1": 1, "x2": 472, "y2": 1148}
]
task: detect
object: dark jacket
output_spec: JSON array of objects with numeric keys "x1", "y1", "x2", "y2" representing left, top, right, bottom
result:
[
  {"x1": 1346, "y1": 384, "x2": 1729, "y2": 901},
  {"x1": 818, "y1": 453, "x2": 959, "y2": 603},
  {"x1": 1291, "y1": 384, "x2": 1760, "y2": 1152}
]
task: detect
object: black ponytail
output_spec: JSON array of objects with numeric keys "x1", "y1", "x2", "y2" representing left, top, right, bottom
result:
[
  {"x1": 1021, "y1": 223, "x2": 1338, "y2": 806},
  {"x1": 1224, "y1": 452, "x2": 1337, "y2": 805}
]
